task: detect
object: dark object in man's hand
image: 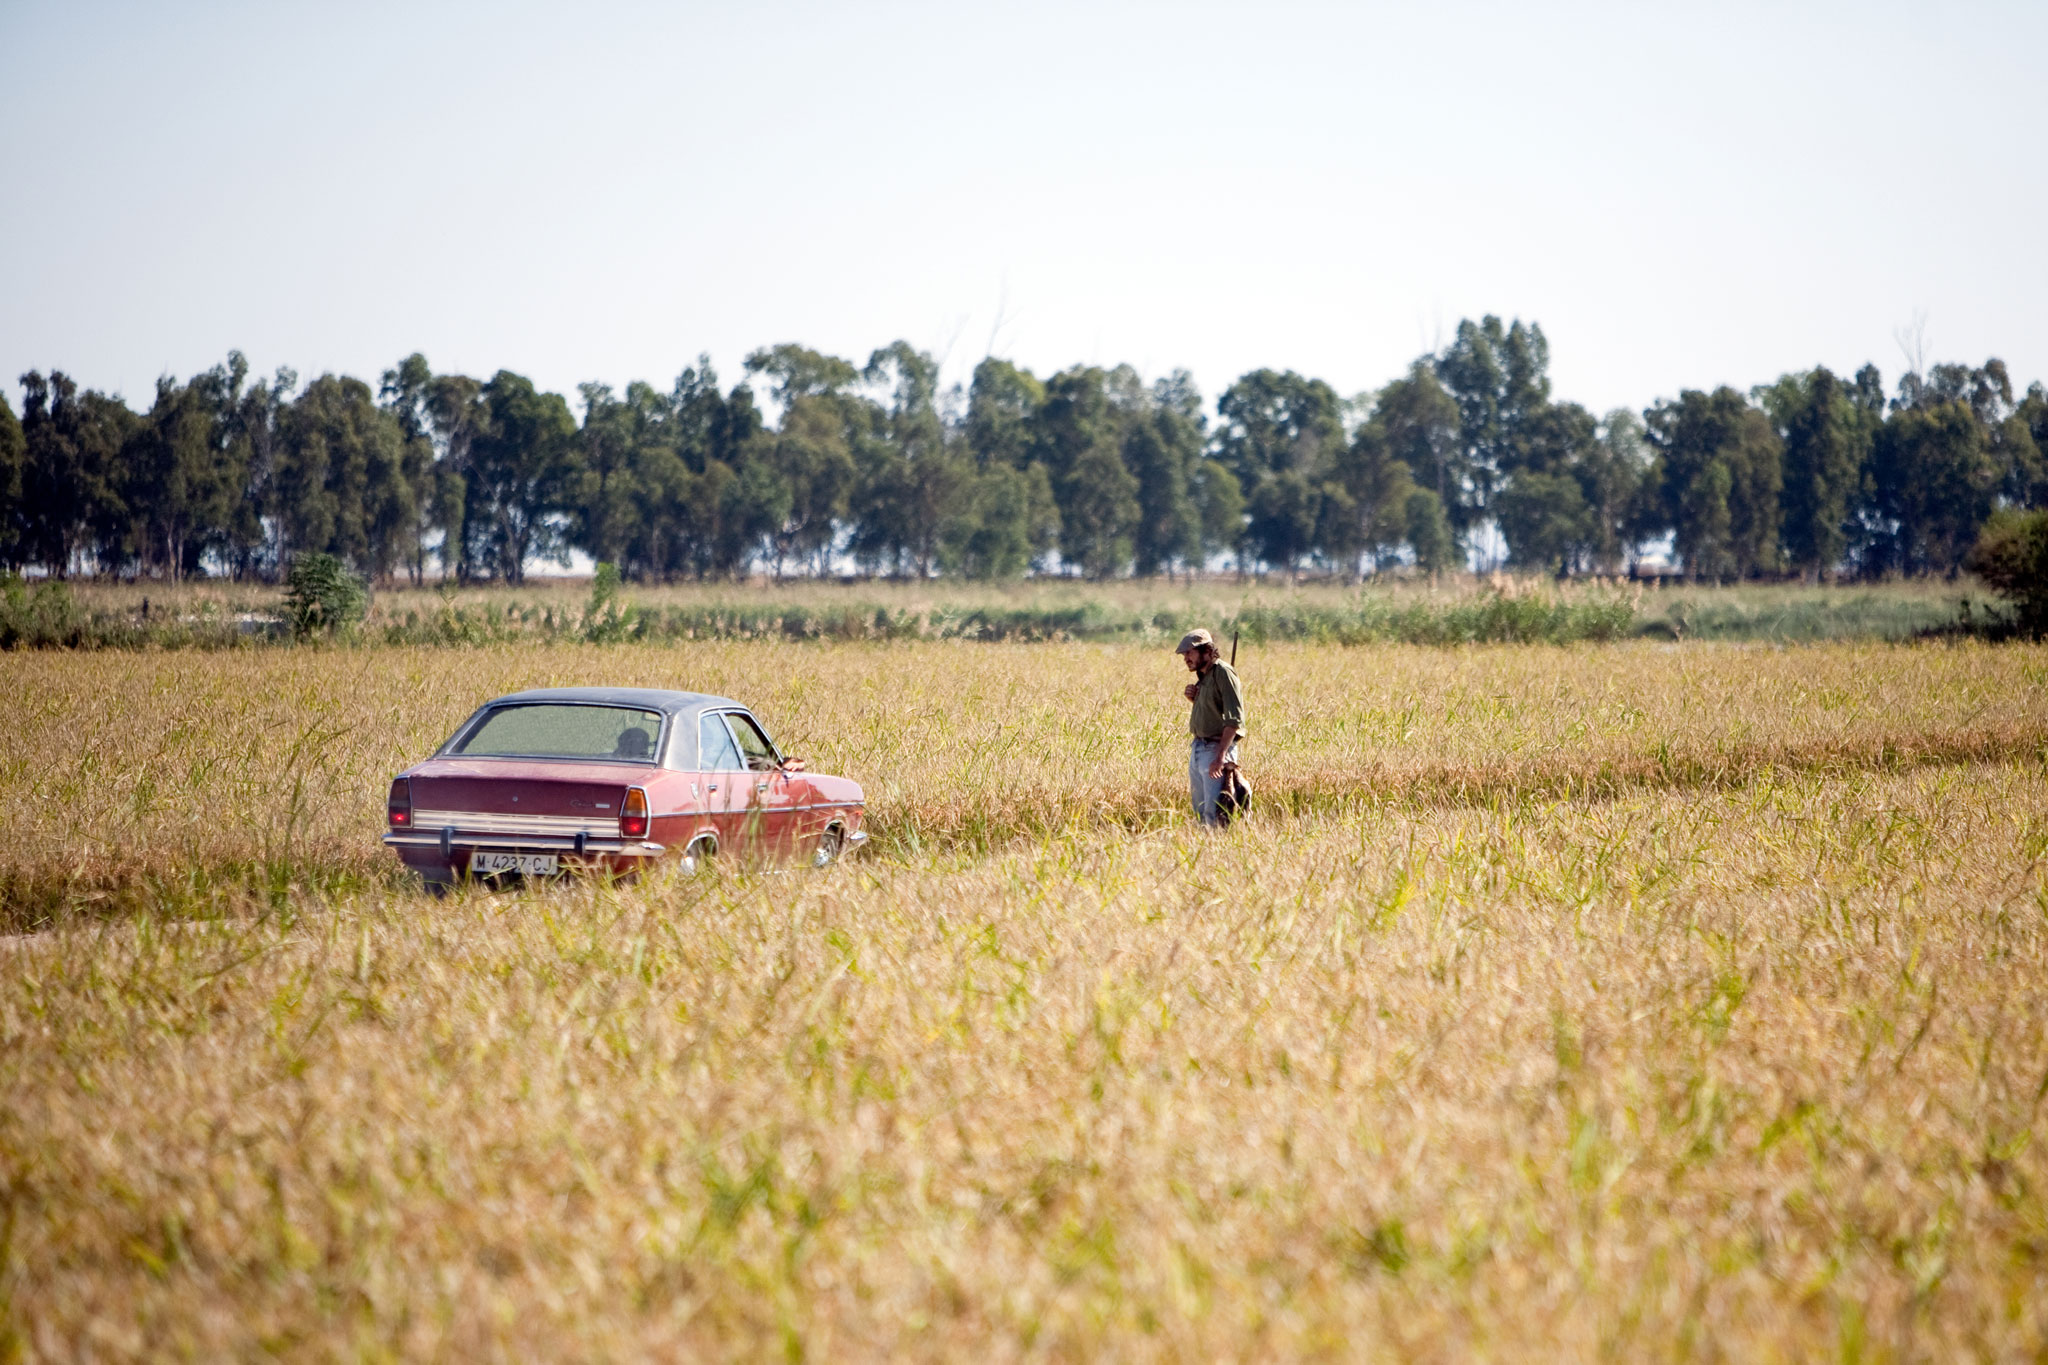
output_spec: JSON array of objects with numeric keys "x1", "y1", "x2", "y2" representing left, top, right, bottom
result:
[{"x1": 1216, "y1": 762, "x2": 1252, "y2": 825}]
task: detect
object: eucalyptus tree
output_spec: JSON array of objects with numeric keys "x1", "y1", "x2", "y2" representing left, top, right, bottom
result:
[
  {"x1": 745, "y1": 344, "x2": 860, "y2": 407},
  {"x1": 743, "y1": 344, "x2": 870, "y2": 575},
  {"x1": 1579, "y1": 410, "x2": 1651, "y2": 571},
  {"x1": 274, "y1": 373, "x2": 414, "y2": 578},
  {"x1": 1323, "y1": 420, "x2": 1416, "y2": 577},
  {"x1": 571, "y1": 382, "x2": 641, "y2": 573},
  {"x1": 461, "y1": 371, "x2": 579, "y2": 583},
  {"x1": 1643, "y1": 387, "x2": 1782, "y2": 580},
  {"x1": 1490, "y1": 401, "x2": 1611, "y2": 572},
  {"x1": 675, "y1": 368, "x2": 775, "y2": 580},
  {"x1": 379, "y1": 353, "x2": 447, "y2": 584},
  {"x1": 2011, "y1": 383, "x2": 2048, "y2": 509},
  {"x1": 1214, "y1": 369, "x2": 1345, "y2": 484},
  {"x1": 769, "y1": 388, "x2": 861, "y2": 575},
  {"x1": 425, "y1": 371, "x2": 483, "y2": 580},
  {"x1": 1194, "y1": 459, "x2": 1244, "y2": 573},
  {"x1": 1246, "y1": 470, "x2": 1318, "y2": 577},
  {"x1": 957, "y1": 358, "x2": 1060, "y2": 574},
  {"x1": 1862, "y1": 361, "x2": 2015, "y2": 575},
  {"x1": 861, "y1": 341, "x2": 968, "y2": 577},
  {"x1": 1371, "y1": 361, "x2": 1463, "y2": 536},
  {"x1": 1031, "y1": 365, "x2": 1138, "y2": 577},
  {"x1": 17, "y1": 371, "x2": 137, "y2": 576},
  {"x1": 1493, "y1": 471, "x2": 1593, "y2": 572},
  {"x1": 18, "y1": 323, "x2": 2047, "y2": 589},
  {"x1": 224, "y1": 363, "x2": 295, "y2": 578},
  {"x1": 1213, "y1": 368, "x2": 1344, "y2": 574},
  {"x1": 1432, "y1": 315, "x2": 1552, "y2": 527},
  {"x1": 1403, "y1": 488, "x2": 1455, "y2": 574},
  {"x1": 0, "y1": 389, "x2": 24, "y2": 570},
  {"x1": 1868, "y1": 403, "x2": 1997, "y2": 575},
  {"x1": 966, "y1": 358, "x2": 1044, "y2": 470},
  {"x1": 1755, "y1": 367, "x2": 1874, "y2": 578},
  {"x1": 938, "y1": 461, "x2": 1059, "y2": 579},
  {"x1": 606, "y1": 381, "x2": 690, "y2": 580},
  {"x1": 127, "y1": 373, "x2": 225, "y2": 580},
  {"x1": 1123, "y1": 370, "x2": 1205, "y2": 577}
]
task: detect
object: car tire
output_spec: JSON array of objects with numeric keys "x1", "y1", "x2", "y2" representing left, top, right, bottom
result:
[
  {"x1": 677, "y1": 836, "x2": 716, "y2": 877},
  {"x1": 813, "y1": 824, "x2": 845, "y2": 868}
]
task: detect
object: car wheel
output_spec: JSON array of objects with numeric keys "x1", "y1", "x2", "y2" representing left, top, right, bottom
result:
[
  {"x1": 813, "y1": 824, "x2": 844, "y2": 868},
  {"x1": 677, "y1": 836, "x2": 715, "y2": 877}
]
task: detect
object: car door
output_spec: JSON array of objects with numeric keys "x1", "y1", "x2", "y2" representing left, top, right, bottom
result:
[
  {"x1": 694, "y1": 711, "x2": 752, "y2": 852},
  {"x1": 723, "y1": 711, "x2": 802, "y2": 855}
]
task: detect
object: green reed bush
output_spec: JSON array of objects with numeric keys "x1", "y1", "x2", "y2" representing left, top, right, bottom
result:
[
  {"x1": 1968, "y1": 508, "x2": 2048, "y2": 637},
  {"x1": 283, "y1": 553, "x2": 369, "y2": 641}
]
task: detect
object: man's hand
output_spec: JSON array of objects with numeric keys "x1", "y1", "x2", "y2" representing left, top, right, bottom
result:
[
  {"x1": 1183, "y1": 682, "x2": 1199, "y2": 702},
  {"x1": 1207, "y1": 723, "x2": 1239, "y2": 780}
]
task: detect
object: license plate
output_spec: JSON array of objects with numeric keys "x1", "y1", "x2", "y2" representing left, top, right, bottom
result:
[{"x1": 469, "y1": 851, "x2": 559, "y2": 877}]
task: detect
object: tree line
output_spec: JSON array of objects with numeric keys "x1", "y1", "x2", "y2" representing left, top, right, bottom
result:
[{"x1": 2, "y1": 317, "x2": 2043, "y2": 583}]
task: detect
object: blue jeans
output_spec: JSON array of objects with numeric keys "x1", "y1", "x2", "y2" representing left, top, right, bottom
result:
[{"x1": 1189, "y1": 737, "x2": 1240, "y2": 826}]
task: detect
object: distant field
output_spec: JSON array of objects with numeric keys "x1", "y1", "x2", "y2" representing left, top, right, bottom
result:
[
  {"x1": 3, "y1": 640, "x2": 2045, "y2": 1358},
  {"x1": 15, "y1": 573, "x2": 1986, "y2": 647}
]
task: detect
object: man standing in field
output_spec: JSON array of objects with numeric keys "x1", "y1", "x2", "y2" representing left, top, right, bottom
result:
[{"x1": 1175, "y1": 628, "x2": 1246, "y2": 826}]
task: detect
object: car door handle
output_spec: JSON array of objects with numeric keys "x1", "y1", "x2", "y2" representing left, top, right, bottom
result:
[{"x1": 755, "y1": 781, "x2": 770, "y2": 794}]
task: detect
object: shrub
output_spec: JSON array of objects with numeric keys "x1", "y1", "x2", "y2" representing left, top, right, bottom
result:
[
  {"x1": 582, "y1": 562, "x2": 635, "y2": 644},
  {"x1": 1967, "y1": 508, "x2": 2048, "y2": 637},
  {"x1": 283, "y1": 554, "x2": 368, "y2": 640},
  {"x1": 0, "y1": 575, "x2": 90, "y2": 648}
]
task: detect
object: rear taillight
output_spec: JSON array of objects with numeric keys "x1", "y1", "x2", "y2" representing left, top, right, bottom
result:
[
  {"x1": 387, "y1": 777, "x2": 411, "y2": 827},
  {"x1": 620, "y1": 787, "x2": 649, "y2": 839}
]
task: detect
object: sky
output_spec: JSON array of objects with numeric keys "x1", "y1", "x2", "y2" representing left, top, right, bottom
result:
[{"x1": 4, "y1": 0, "x2": 2045, "y2": 422}]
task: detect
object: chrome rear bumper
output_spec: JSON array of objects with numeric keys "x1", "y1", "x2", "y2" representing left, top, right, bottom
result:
[{"x1": 383, "y1": 831, "x2": 666, "y2": 856}]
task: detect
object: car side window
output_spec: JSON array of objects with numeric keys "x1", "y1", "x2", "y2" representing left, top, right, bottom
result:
[
  {"x1": 663, "y1": 717, "x2": 693, "y2": 769},
  {"x1": 725, "y1": 713, "x2": 780, "y2": 772},
  {"x1": 698, "y1": 713, "x2": 744, "y2": 771}
]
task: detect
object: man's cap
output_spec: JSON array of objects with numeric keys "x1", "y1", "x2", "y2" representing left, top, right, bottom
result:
[{"x1": 1174, "y1": 627, "x2": 1215, "y2": 654}]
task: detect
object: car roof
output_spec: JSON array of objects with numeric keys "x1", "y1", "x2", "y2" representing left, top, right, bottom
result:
[{"x1": 485, "y1": 687, "x2": 743, "y2": 716}]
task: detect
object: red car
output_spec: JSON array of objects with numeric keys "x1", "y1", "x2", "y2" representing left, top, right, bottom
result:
[{"x1": 383, "y1": 687, "x2": 867, "y2": 888}]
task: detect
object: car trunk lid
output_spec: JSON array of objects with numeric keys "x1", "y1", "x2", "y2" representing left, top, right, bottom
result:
[{"x1": 405, "y1": 759, "x2": 642, "y2": 822}]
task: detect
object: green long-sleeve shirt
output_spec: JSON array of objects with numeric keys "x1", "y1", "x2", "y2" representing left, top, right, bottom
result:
[{"x1": 1188, "y1": 661, "x2": 1247, "y2": 740}]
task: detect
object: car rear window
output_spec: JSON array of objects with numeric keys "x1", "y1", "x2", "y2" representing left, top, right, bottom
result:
[{"x1": 451, "y1": 705, "x2": 663, "y2": 761}]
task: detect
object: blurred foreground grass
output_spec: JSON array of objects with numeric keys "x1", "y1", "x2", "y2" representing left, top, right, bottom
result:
[{"x1": 2, "y1": 640, "x2": 2046, "y2": 1358}]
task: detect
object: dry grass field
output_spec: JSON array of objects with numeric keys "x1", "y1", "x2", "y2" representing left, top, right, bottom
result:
[{"x1": 3, "y1": 640, "x2": 2047, "y2": 1359}]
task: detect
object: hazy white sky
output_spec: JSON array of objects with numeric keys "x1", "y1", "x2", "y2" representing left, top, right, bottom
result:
[{"x1": 4, "y1": 0, "x2": 2044, "y2": 421}]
